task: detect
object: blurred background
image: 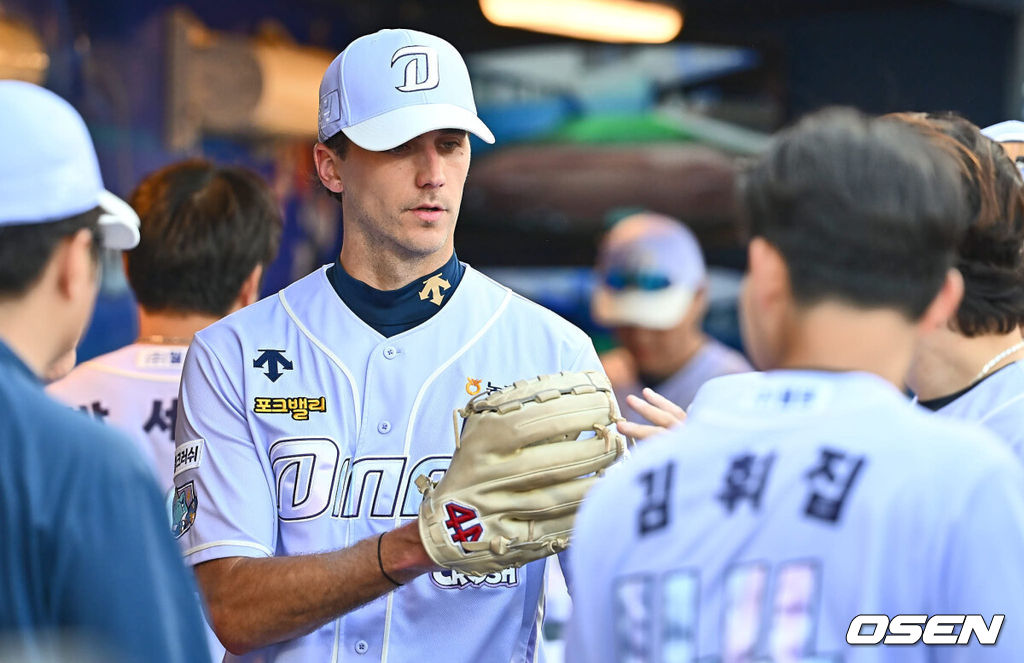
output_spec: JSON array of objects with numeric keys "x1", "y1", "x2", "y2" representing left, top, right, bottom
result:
[{"x1": 2, "y1": 0, "x2": 1022, "y2": 360}]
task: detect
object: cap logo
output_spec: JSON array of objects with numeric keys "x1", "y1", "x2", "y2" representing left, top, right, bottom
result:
[
  {"x1": 320, "y1": 90, "x2": 341, "y2": 125},
  {"x1": 392, "y1": 45, "x2": 439, "y2": 92}
]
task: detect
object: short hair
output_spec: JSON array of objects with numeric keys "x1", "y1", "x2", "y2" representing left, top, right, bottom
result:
[
  {"x1": 741, "y1": 108, "x2": 968, "y2": 320},
  {"x1": 887, "y1": 112, "x2": 1024, "y2": 336},
  {"x1": 0, "y1": 208, "x2": 102, "y2": 298},
  {"x1": 126, "y1": 160, "x2": 283, "y2": 316}
]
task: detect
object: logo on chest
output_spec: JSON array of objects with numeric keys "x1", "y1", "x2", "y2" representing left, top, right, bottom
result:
[{"x1": 253, "y1": 396, "x2": 327, "y2": 421}]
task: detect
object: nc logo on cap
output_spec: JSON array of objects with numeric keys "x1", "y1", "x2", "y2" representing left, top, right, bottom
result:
[{"x1": 392, "y1": 46, "x2": 439, "y2": 92}]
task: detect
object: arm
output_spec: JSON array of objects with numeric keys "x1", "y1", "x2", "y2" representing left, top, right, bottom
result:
[
  {"x1": 197, "y1": 522, "x2": 438, "y2": 654},
  {"x1": 176, "y1": 338, "x2": 441, "y2": 654}
]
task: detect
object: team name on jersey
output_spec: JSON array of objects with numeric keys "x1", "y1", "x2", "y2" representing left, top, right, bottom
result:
[{"x1": 271, "y1": 437, "x2": 450, "y2": 522}]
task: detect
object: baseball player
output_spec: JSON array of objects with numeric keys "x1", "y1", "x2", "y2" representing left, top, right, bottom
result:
[
  {"x1": 893, "y1": 113, "x2": 1024, "y2": 457},
  {"x1": 591, "y1": 211, "x2": 750, "y2": 429},
  {"x1": 0, "y1": 81, "x2": 209, "y2": 662},
  {"x1": 172, "y1": 28, "x2": 605, "y2": 661},
  {"x1": 50, "y1": 159, "x2": 282, "y2": 499},
  {"x1": 566, "y1": 109, "x2": 1024, "y2": 663},
  {"x1": 48, "y1": 158, "x2": 282, "y2": 661}
]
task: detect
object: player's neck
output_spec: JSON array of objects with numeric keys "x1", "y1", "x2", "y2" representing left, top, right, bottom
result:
[
  {"x1": 137, "y1": 308, "x2": 220, "y2": 345},
  {"x1": 0, "y1": 291, "x2": 72, "y2": 378},
  {"x1": 906, "y1": 328, "x2": 1024, "y2": 401},
  {"x1": 338, "y1": 241, "x2": 453, "y2": 291},
  {"x1": 776, "y1": 302, "x2": 916, "y2": 389}
]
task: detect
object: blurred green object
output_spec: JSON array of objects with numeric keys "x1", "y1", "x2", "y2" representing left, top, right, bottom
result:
[
  {"x1": 545, "y1": 113, "x2": 696, "y2": 143},
  {"x1": 542, "y1": 109, "x2": 770, "y2": 154}
]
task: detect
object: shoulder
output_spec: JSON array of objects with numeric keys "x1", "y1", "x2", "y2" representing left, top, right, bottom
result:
[
  {"x1": 195, "y1": 269, "x2": 328, "y2": 348},
  {"x1": 4, "y1": 381, "x2": 152, "y2": 484},
  {"x1": 465, "y1": 267, "x2": 591, "y2": 344}
]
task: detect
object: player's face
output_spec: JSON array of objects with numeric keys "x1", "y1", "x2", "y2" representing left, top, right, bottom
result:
[
  {"x1": 337, "y1": 129, "x2": 470, "y2": 260},
  {"x1": 614, "y1": 292, "x2": 706, "y2": 380}
]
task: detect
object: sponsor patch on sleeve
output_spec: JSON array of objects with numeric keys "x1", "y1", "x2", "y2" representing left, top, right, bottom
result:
[{"x1": 173, "y1": 438, "x2": 204, "y2": 477}]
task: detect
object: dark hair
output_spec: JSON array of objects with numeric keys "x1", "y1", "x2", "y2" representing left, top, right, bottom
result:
[
  {"x1": 126, "y1": 159, "x2": 283, "y2": 316},
  {"x1": 887, "y1": 112, "x2": 1024, "y2": 336},
  {"x1": 0, "y1": 208, "x2": 102, "y2": 297},
  {"x1": 741, "y1": 108, "x2": 968, "y2": 320},
  {"x1": 317, "y1": 132, "x2": 350, "y2": 204}
]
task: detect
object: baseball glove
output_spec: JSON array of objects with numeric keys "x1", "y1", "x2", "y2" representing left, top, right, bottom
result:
[{"x1": 415, "y1": 370, "x2": 628, "y2": 576}]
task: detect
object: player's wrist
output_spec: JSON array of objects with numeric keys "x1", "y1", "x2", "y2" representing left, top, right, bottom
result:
[{"x1": 380, "y1": 522, "x2": 440, "y2": 583}]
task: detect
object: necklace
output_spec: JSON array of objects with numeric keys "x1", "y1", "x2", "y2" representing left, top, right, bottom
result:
[
  {"x1": 136, "y1": 335, "x2": 193, "y2": 346},
  {"x1": 973, "y1": 339, "x2": 1024, "y2": 383}
]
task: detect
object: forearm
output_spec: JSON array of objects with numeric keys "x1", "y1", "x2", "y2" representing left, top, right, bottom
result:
[{"x1": 196, "y1": 521, "x2": 437, "y2": 655}]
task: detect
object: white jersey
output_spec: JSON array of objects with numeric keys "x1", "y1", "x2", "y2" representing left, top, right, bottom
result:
[
  {"x1": 48, "y1": 342, "x2": 226, "y2": 663},
  {"x1": 930, "y1": 360, "x2": 1024, "y2": 459},
  {"x1": 566, "y1": 370, "x2": 1024, "y2": 663},
  {"x1": 48, "y1": 342, "x2": 187, "y2": 501},
  {"x1": 174, "y1": 265, "x2": 603, "y2": 663}
]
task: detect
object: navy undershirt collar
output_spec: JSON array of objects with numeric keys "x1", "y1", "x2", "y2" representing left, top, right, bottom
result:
[{"x1": 327, "y1": 253, "x2": 465, "y2": 337}]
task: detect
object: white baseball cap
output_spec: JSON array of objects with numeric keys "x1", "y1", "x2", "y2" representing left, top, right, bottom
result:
[
  {"x1": 591, "y1": 213, "x2": 707, "y2": 330},
  {"x1": 317, "y1": 28, "x2": 495, "y2": 151},
  {"x1": 981, "y1": 120, "x2": 1024, "y2": 143},
  {"x1": 0, "y1": 80, "x2": 139, "y2": 249}
]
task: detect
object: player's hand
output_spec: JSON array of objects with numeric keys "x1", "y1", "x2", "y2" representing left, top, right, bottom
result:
[{"x1": 618, "y1": 388, "x2": 687, "y2": 441}]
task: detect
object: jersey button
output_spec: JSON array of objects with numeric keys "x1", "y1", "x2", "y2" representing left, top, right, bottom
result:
[
  {"x1": 377, "y1": 420, "x2": 392, "y2": 434},
  {"x1": 383, "y1": 346, "x2": 398, "y2": 360},
  {"x1": 354, "y1": 640, "x2": 369, "y2": 655}
]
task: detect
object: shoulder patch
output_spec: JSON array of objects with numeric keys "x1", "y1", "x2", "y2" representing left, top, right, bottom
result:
[
  {"x1": 171, "y1": 481, "x2": 198, "y2": 539},
  {"x1": 174, "y1": 438, "x2": 204, "y2": 477}
]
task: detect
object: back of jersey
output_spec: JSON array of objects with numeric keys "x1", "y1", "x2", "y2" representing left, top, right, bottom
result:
[
  {"x1": 568, "y1": 370, "x2": 1024, "y2": 663},
  {"x1": 49, "y1": 343, "x2": 185, "y2": 497}
]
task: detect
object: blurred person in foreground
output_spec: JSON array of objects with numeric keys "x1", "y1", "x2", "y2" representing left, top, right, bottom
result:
[
  {"x1": 893, "y1": 113, "x2": 1024, "y2": 457},
  {"x1": 0, "y1": 80, "x2": 209, "y2": 662},
  {"x1": 48, "y1": 159, "x2": 283, "y2": 662},
  {"x1": 591, "y1": 212, "x2": 750, "y2": 437},
  {"x1": 566, "y1": 108, "x2": 1024, "y2": 663}
]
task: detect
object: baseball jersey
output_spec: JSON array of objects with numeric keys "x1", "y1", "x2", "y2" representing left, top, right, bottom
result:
[
  {"x1": 614, "y1": 337, "x2": 751, "y2": 419},
  {"x1": 566, "y1": 369, "x2": 1024, "y2": 663},
  {"x1": 174, "y1": 264, "x2": 604, "y2": 663},
  {"x1": 48, "y1": 342, "x2": 227, "y2": 663},
  {"x1": 918, "y1": 360, "x2": 1024, "y2": 459}
]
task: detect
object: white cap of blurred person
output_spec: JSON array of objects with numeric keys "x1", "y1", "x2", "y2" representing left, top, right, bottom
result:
[
  {"x1": 982, "y1": 120, "x2": 1024, "y2": 173},
  {"x1": 0, "y1": 80, "x2": 140, "y2": 379},
  {"x1": 591, "y1": 212, "x2": 751, "y2": 424}
]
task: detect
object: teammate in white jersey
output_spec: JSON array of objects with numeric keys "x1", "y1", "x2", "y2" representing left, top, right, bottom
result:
[
  {"x1": 50, "y1": 159, "x2": 282, "y2": 494},
  {"x1": 591, "y1": 212, "x2": 751, "y2": 420},
  {"x1": 893, "y1": 114, "x2": 1024, "y2": 457},
  {"x1": 49, "y1": 159, "x2": 283, "y2": 662},
  {"x1": 173, "y1": 28, "x2": 605, "y2": 662},
  {"x1": 566, "y1": 109, "x2": 1024, "y2": 662}
]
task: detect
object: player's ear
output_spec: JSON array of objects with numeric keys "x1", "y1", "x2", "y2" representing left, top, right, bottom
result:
[
  {"x1": 313, "y1": 142, "x2": 345, "y2": 194},
  {"x1": 916, "y1": 268, "x2": 964, "y2": 336},
  {"x1": 232, "y1": 264, "x2": 265, "y2": 311},
  {"x1": 747, "y1": 237, "x2": 790, "y2": 311}
]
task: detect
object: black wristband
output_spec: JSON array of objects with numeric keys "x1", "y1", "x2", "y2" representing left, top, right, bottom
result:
[{"x1": 377, "y1": 533, "x2": 403, "y2": 587}]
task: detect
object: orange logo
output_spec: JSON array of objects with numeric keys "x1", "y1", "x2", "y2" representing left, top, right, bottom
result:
[{"x1": 466, "y1": 377, "x2": 482, "y2": 396}]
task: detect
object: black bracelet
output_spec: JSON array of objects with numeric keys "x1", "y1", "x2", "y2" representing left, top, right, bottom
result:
[{"x1": 377, "y1": 532, "x2": 403, "y2": 587}]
